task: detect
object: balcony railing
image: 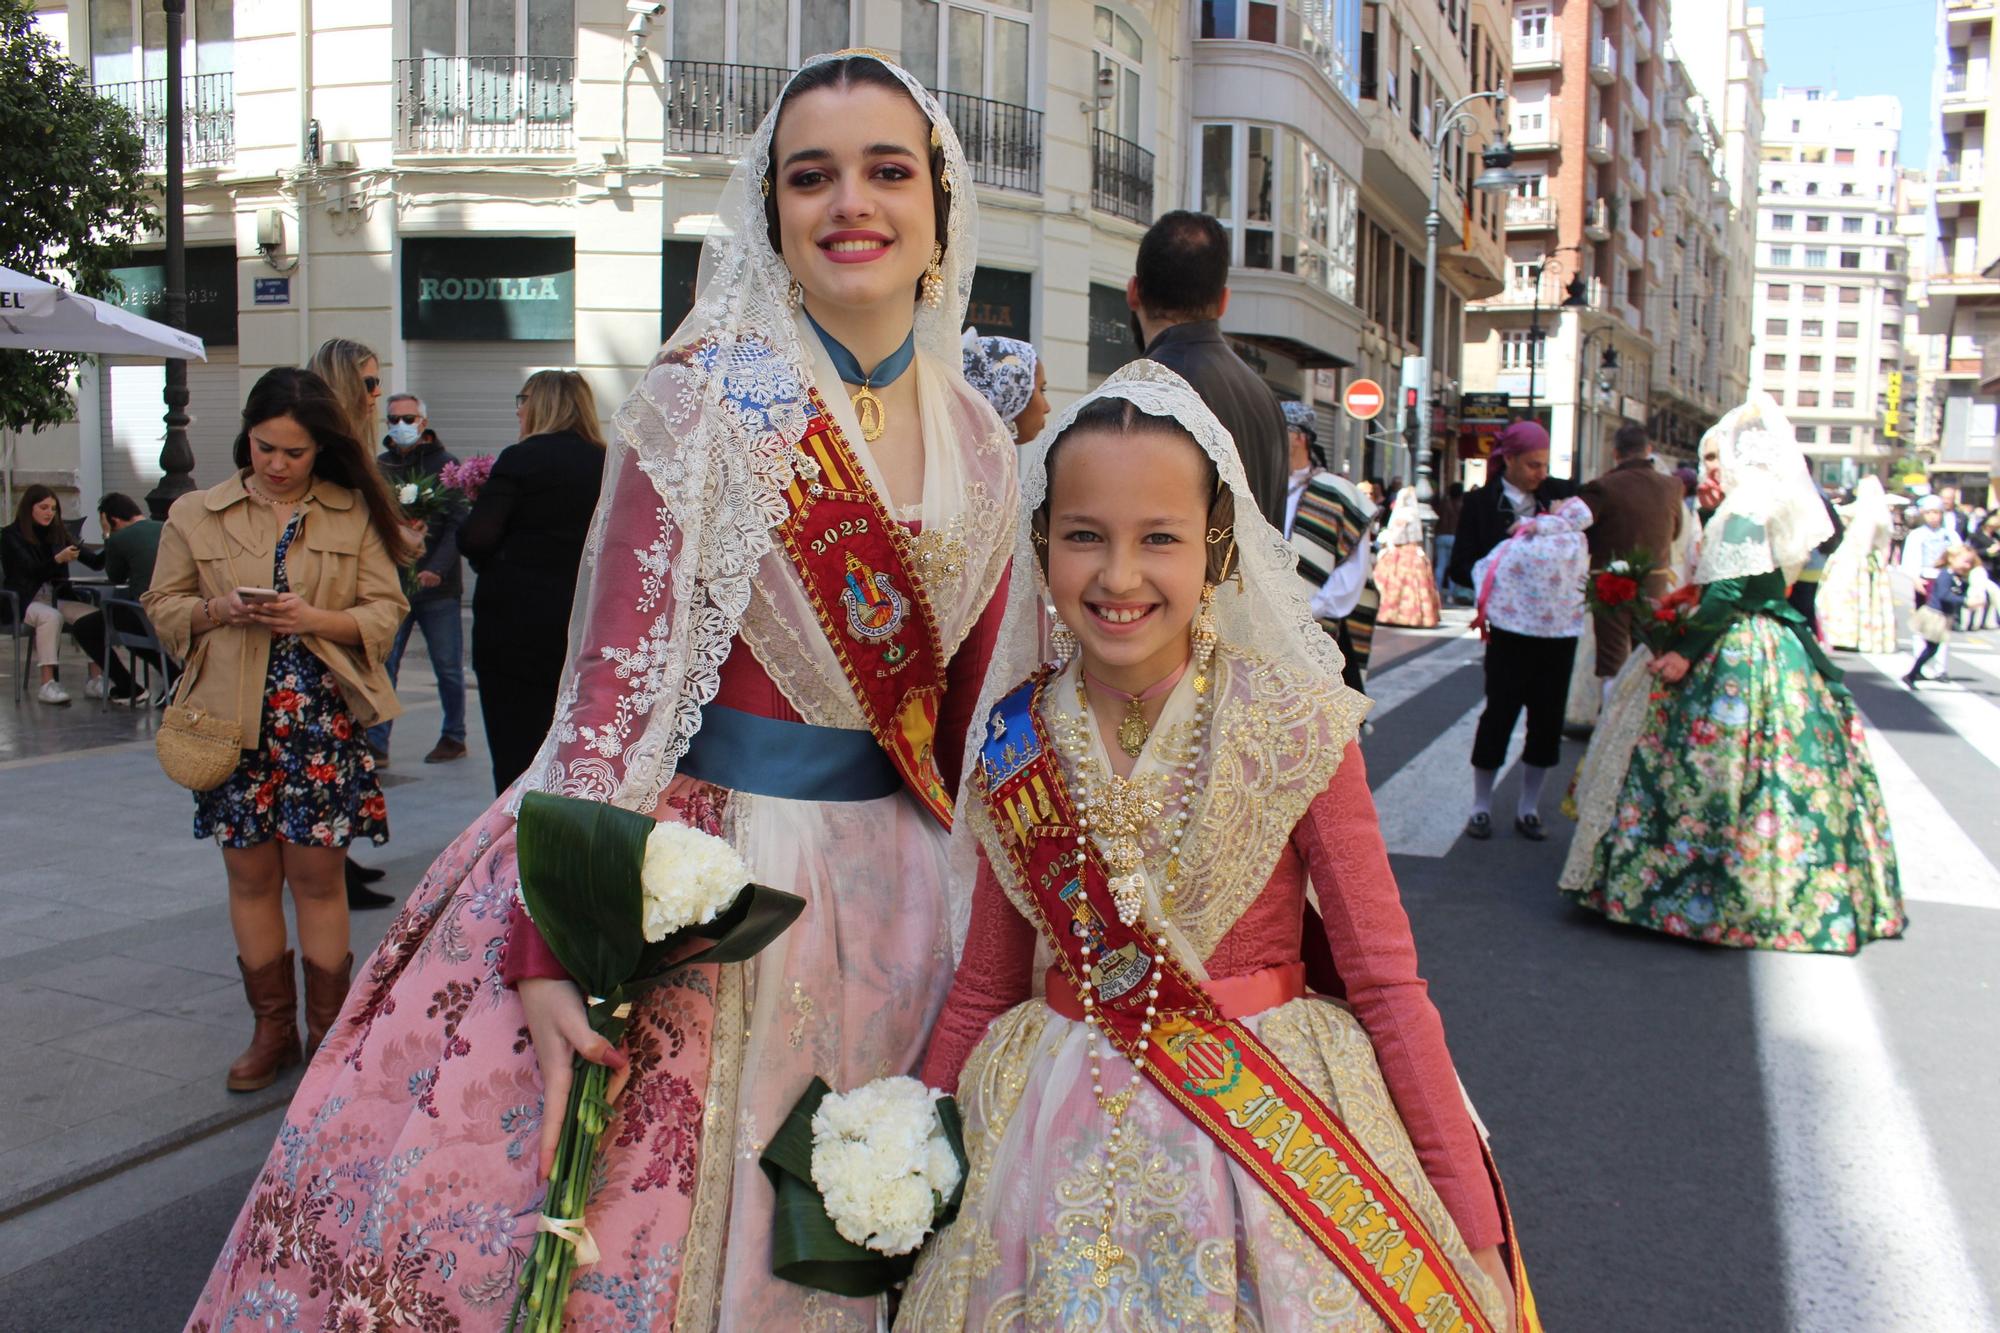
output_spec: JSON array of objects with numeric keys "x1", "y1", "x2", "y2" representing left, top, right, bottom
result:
[
  {"x1": 1584, "y1": 197, "x2": 1611, "y2": 239},
  {"x1": 1511, "y1": 33, "x2": 1561, "y2": 70},
  {"x1": 1633, "y1": 11, "x2": 1654, "y2": 60},
  {"x1": 95, "y1": 73, "x2": 234, "y2": 173},
  {"x1": 1590, "y1": 37, "x2": 1617, "y2": 84},
  {"x1": 1505, "y1": 196, "x2": 1558, "y2": 230},
  {"x1": 1631, "y1": 84, "x2": 1650, "y2": 123},
  {"x1": 1092, "y1": 130, "x2": 1155, "y2": 225},
  {"x1": 1588, "y1": 119, "x2": 1614, "y2": 162},
  {"x1": 396, "y1": 57, "x2": 573, "y2": 154},
  {"x1": 662, "y1": 61, "x2": 1043, "y2": 193}
]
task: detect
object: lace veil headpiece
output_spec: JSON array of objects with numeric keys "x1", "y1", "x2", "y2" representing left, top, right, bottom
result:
[
  {"x1": 946, "y1": 360, "x2": 1369, "y2": 967},
  {"x1": 517, "y1": 51, "x2": 1010, "y2": 813},
  {"x1": 1693, "y1": 393, "x2": 1833, "y2": 586}
]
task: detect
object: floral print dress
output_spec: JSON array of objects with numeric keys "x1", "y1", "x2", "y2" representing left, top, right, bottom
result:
[
  {"x1": 1564, "y1": 570, "x2": 1905, "y2": 954},
  {"x1": 194, "y1": 509, "x2": 390, "y2": 850}
]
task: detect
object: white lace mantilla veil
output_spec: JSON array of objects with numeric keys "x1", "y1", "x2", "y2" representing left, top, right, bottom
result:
[
  {"x1": 1382, "y1": 485, "x2": 1425, "y2": 545},
  {"x1": 1692, "y1": 392, "x2": 1834, "y2": 587},
  {"x1": 1842, "y1": 474, "x2": 1895, "y2": 557},
  {"x1": 515, "y1": 51, "x2": 1013, "y2": 814},
  {"x1": 945, "y1": 359, "x2": 1372, "y2": 964}
]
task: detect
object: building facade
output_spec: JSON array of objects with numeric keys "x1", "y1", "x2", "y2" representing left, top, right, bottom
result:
[
  {"x1": 18, "y1": 0, "x2": 1431, "y2": 519},
  {"x1": 1462, "y1": 0, "x2": 1675, "y2": 482},
  {"x1": 1748, "y1": 88, "x2": 1913, "y2": 487},
  {"x1": 1646, "y1": 53, "x2": 1735, "y2": 454},
  {"x1": 1920, "y1": 0, "x2": 2000, "y2": 502}
]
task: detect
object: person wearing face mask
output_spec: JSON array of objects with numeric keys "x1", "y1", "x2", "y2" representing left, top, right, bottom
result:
[{"x1": 367, "y1": 393, "x2": 468, "y2": 768}]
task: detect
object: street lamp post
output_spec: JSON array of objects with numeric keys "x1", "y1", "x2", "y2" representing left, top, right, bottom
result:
[
  {"x1": 1573, "y1": 322, "x2": 1620, "y2": 478},
  {"x1": 1416, "y1": 90, "x2": 1519, "y2": 503},
  {"x1": 145, "y1": 0, "x2": 195, "y2": 521}
]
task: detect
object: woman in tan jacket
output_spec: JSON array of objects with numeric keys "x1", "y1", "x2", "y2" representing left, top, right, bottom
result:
[{"x1": 146, "y1": 367, "x2": 413, "y2": 1092}]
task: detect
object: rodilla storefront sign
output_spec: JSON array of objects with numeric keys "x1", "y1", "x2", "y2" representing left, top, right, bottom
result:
[{"x1": 402, "y1": 237, "x2": 574, "y2": 341}]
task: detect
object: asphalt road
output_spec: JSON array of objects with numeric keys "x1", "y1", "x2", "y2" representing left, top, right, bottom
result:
[{"x1": 3, "y1": 624, "x2": 1995, "y2": 1332}]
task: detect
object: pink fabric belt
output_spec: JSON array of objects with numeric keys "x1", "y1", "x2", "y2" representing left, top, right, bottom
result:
[{"x1": 1044, "y1": 960, "x2": 1307, "y2": 1023}]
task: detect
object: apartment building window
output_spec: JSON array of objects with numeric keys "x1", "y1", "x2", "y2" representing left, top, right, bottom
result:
[
  {"x1": 1767, "y1": 283, "x2": 1790, "y2": 301},
  {"x1": 1838, "y1": 287, "x2": 1860, "y2": 304},
  {"x1": 1800, "y1": 355, "x2": 1821, "y2": 371},
  {"x1": 1832, "y1": 391, "x2": 1854, "y2": 408},
  {"x1": 1765, "y1": 318, "x2": 1787, "y2": 335},
  {"x1": 1768, "y1": 179, "x2": 1785, "y2": 194},
  {"x1": 1408, "y1": 65, "x2": 1423, "y2": 137},
  {"x1": 675, "y1": 2, "x2": 851, "y2": 66},
  {"x1": 1840, "y1": 182, "x2": 1854, "y2": 196},
  {"x1": 1829, "y1": 426, "x2": 1852, "y2": 444},
  {"x1": 1881, "y1": 322, "x2": 1898, "y2": 341},
  {"x1": 1802, "y1": 319, "x2": 1823, "y2": 335},
  {"x1": 1836, "y1": 356, "x2": 1856, "y2": 373},
  {"x1": 1804, "y1": 248, "x2": 1827, "y2": 268},
  {"x1": 1092, "y1": 7, "x2": 1145, "y2": 146},
  {"x1": 1204, "y1": 0, "x2": 1359, "y2": 95},
  {"x1": 1516, "y1": 5, "x2": 1550, "y2": 50},
  {"x1": 1771, "y1": 214, "x2": 1795, "y2": 231},
  {"x1": 1803, "y1": 285, "x2": 1825, "y2": 302},
  {"x1": 1501, "y1": 330, "x2": 1545, "y2": 369},
  {"x1": 1796, "y1": 389, "x2": 1820, "y2": 407},
  {"x1": 1769, "y1": 245, "x2": 1793, "y2": 265},
  {"x1": 1805, "y1": 181, "x2": 1819, "y2": 194},
  {"x1": 1842, "y1": 216, "x2": 1863, "y2": 234},
  {"x1": 1797, "y1": 426, "x2": 1818, "y2": 443},
  {"x1": 1199, "y1": 121, "x2": 1359, "y2": 297},
  {"x1": 900, "y1": 0, "x2": 1031, "y2": 107},
  {"x1": 1835, "y1": 147, "x2": 1854, "y2": 164},
  {"x1": 91, "y1": 0, "x2": 233, "y2": 83},
  {"x1": 1763, "y1": 352, "x2": 1786, "y2": 370},
  {"x1": 1839, "y1": 250, "x2": 1862, "y2": 269},
  {"x1": 1836, "y1": 321, "x2": 1857, "y2": 338},
  {"x1": 1805, "y1": 215, "x2": 1827, "y2": 232}
]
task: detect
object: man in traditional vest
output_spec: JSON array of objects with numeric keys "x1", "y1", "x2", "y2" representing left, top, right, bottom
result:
[{"x1": 1281, "y1": 400, "x2": 1379, "y2": 695}]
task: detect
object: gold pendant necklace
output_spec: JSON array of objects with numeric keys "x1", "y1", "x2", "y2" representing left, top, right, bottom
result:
[
  {"x1": 850, "y1": 384, "x2": 885, "y2": 442},
  {"x1": 1117, "y1": 695, "x2": 1149, "y2": 758}
]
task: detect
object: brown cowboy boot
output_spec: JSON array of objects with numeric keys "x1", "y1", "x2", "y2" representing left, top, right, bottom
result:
[
  {"x1": 303, "y1": 951, "x2": 355, "y2": 1060},
  {"x1": 227, "y1": 952, "x2": 302, "y2": 1092}
]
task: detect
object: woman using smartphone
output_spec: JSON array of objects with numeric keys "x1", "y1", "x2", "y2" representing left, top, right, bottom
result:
[{"x1": 145, "y1": 367, "x2": 414, "y2": 1093}]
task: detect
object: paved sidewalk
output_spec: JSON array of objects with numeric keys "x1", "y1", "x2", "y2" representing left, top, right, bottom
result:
[{"x1": 0, "y1": 625, "x2": 497, "y2": 1218}]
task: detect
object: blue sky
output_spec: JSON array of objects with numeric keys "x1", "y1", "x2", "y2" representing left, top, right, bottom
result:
[{"x1": 1756, "y1": 0, "x2": 1941, "y2": 165}]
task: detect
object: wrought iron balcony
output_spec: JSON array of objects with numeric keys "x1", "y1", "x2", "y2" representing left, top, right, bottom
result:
[
  {"x1": 1091, "y1": 129, "x2": 1154, "y2": 224},
  {"x1": 664, "y1": 61, "x2": 1044, "y2": 194},
  {"x1": 95, "y1": 72, "x2": 234, "y2": 173},
  {"x1": 1505, "y1": 196, "x2": 1558, "y2": 231},
  {"x1": 396, "y1": 56, "x2": 574, "y2": 154}
]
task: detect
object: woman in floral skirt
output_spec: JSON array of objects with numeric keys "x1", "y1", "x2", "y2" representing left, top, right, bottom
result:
[
  {"x1": 147, "y1": 367, "x2": 413, "y2": 1091},
  {"x1": 1561, "y1": 396, "x2": 1904, "y2": 954},
  {"x1": 1373, "y1": 485, "x2": 1442, "y2": 627}
]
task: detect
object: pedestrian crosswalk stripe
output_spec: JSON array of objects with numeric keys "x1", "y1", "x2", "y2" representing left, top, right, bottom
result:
[
  {"x1": 1859, "y1": 653, "x2": 2000, "y2": 772},
  {"x1": 1370, "y1": 703, "x2": 1491, "y2": 858},
  {"x1": 1858, "y1": 720, "x2": 2000, "y2": 911}
]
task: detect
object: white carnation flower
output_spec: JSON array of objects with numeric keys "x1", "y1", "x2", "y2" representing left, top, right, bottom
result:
[
  {"x1": 809, "y1": 1076, "x2": 959, "y2": 1256},
  {"x1": 399, "y1": 483, "x2": 420, "y2": 505},
  {"x1": 638, "y1": 821, "x2": 752, "y2": 943},
  {"x1": 1607, "y1": 559, "x2": 1629, "y2": 575}
]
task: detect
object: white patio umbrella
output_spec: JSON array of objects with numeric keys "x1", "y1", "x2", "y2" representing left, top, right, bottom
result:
[
  {"x1": 0, "y1": 264, "x2": 206, "y2": 515},
  {"x1": 0, "y1": 264, "x2": 207, "y2": 359}
]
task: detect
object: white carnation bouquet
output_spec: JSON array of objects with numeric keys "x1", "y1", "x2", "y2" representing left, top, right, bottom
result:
[
  {"x1": 761, "y1": 1075, "x2": 968, "y2": 1294},
  {"x1": 506, "y1": 794, "x2": 804, "y2": 1333}
]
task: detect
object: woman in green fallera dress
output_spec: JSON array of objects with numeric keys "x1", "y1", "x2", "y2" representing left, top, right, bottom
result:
[{"x1": 1561, "y1": 396, "x2": 1905, "y2": 954}]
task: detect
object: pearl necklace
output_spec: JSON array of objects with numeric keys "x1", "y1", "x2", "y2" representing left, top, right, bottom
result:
[{"x1": 1048, "y1": 664, "x2": 1215, "y2": 1289}]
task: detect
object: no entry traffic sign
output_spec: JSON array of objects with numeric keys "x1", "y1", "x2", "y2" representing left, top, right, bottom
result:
[{"x1": 1342, "y1": 378, "x2": 1386, "y2": 421}]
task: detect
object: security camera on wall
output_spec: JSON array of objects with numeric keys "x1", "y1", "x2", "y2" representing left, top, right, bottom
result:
[{"x1": 625, "y1": 0, "x2": 664, "y2": 14}]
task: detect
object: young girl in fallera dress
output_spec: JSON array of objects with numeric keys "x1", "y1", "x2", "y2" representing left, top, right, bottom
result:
[{"x1": 899, "y1": 361, "x2": 1534, "y2": 1332}]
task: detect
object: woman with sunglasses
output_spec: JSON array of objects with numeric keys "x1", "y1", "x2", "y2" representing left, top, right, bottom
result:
[
  {"x1": 308, "y1": 339, "x2": 398, "y2": 908},
  {"x1": 455, "y1": 370, "x2": 607, "y2": 792}
]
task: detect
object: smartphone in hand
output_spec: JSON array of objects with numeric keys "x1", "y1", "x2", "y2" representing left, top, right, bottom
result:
[{"x1": 236, "y1": 587, "x2": 282, "y2": 605}]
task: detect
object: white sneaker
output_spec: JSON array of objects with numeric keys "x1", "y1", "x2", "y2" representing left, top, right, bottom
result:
[
  {"x1": 84, "y1": 676, "x2": 108, "y2": 700},
  {"x1": 37, "y1": 679, "x2": 71, "y2": 706}
]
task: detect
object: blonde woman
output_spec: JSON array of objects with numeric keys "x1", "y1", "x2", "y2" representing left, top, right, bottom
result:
[{"x1": 455, "y1": 370, "x2": 607, "y2": 792}]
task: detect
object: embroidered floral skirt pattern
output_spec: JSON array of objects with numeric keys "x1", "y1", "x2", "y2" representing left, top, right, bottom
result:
[
  {"x1": 187, "y1": 778, "x2": 954, "y2": 1333},
  {"x1": 896, "y1": 997, "x2": 1505, "y2": 1332},
  {"x1": 1818, "y1": 557, "x2": 1898, "y2": 655},
  {"x1": 1372, "y1": 546, "x2": 1441, "y2": 628},
  {"x1": 1563, "y1": 615, "x2": 1905, "y2": 954}
]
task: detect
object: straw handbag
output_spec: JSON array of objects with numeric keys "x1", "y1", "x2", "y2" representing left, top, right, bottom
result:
[{"x1": 156, "y1": 634, "x2": 246, "y2": 792}]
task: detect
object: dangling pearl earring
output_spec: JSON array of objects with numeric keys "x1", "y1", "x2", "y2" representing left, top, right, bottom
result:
[
  {"x1": 787, "y1": 278, "x2": 804, "y2": 312},
  {"x1": 1049, "y1": 610, "x2": 1078, "y2": 666},
  {"x1": 1191, "y1": 584, "x2": 1218, "y2": 695},
  {"x1": 921, "y1": 245, "x2": 945, "y2": 309}
]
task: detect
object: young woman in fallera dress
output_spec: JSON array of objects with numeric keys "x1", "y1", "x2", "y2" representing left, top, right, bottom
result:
[
  {"x1": 899, "y1": 361, "x2": 1534, "y2": 1332},
  {"x1": 187, "y1": 52, "x2": 1015, "y2": 1332}
]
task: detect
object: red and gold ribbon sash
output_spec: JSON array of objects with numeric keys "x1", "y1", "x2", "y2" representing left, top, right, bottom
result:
[
  {"x1": 776, "y1": 389, "x2": 954, "y2": 828},
  {"x1": 975, "y1": 672, "x2": 1539, "y2": 1333}
]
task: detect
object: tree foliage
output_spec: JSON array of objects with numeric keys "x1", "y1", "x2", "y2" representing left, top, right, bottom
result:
[{"x1": 0, "y1": 0, "x2": 157, "y2": 434}]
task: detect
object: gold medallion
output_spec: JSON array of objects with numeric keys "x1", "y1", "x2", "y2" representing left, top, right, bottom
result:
[
  {"x1": 851, "y1": 385, "x2": 885, "y2": 442},
  {"x1": 1117, "y1": 695, "x2": 1149, "y2": 757}
]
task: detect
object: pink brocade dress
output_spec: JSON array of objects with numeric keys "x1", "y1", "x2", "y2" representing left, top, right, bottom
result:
[
  {"x1": 187, "y1": 565, "x2": 1005, "y2": 1333},
  {"x1": 1373, "y1": 542, "x2": 1442, "y2": 627},
  {"x1": 897, "y1": 743, "x2": 1507, "y2": 1330}
]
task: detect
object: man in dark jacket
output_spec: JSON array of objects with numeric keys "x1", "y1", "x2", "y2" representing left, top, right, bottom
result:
[
  {"x1": 1577, "y1": 424, "x2": 1684, "y2": 680},
  {"x1": 1129, "y1": 211, "x2": 1290, "y2": 529},
  {"x1": 1445, "y1": 419, "x2": 1579, "y2": 591},
  {"x1": 369, "y1": 392, "x2": 468, "y2": 767}
]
